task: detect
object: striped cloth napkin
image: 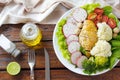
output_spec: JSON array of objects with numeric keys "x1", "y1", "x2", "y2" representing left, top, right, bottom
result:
[{"x1": 0, "y1": 0, "x2": 120, "y2": 26}]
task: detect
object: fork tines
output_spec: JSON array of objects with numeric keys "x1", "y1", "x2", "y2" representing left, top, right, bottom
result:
[{"x1": 28, "y1": 49, "x2": 35, "y2": 63}]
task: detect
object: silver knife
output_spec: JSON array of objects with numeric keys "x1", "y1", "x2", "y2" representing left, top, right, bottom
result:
[{"x1": 44, "y1": 48, "x2": 50, "y2": 80}]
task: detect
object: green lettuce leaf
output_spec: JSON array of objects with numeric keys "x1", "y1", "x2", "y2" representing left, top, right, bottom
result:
[
  {"x1": 110, "y1": 49, "x2": 120, "y2": 68},
  {"x1": 103, "y1": 6, "x2": 112, "y2": 15},
  {"x1": 81, "y1": 3, "x2": 100, "y2": 14}
]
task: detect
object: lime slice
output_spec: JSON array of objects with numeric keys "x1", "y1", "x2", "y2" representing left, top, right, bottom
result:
[{"x1": 7, "y1": 62, "x2": 21, "y2": 75}]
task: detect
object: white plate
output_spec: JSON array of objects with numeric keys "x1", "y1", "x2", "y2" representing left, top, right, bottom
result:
[{"x1": 53, "y1": 7, "x2": 119, "y2": 75}]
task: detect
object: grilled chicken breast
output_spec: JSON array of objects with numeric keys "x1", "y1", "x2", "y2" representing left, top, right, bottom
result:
[{"x1": 79, "y1": 20, "x2": 98, "y2": 50}]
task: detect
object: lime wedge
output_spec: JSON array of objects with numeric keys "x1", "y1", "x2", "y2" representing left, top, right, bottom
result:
[{"x1": 7, "y1": 62, "x2": 21, "y2": 75}]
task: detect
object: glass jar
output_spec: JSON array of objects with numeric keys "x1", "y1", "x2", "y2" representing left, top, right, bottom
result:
[{"x1": 20, "y1": 23, "x2": 42, "y2": 49}]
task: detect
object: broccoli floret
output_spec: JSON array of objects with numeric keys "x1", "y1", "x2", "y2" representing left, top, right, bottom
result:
[
  {"x1": 95, "y1": 56, "x2": 109, "y2": 66},
  {"x1": 82, "y1": 56, "x2": 110, "y2": 75},
  {"x1": 95, "y1": 56, "x2": 109, "y2": 71},
  {"x1": 82, "y1": 57, "x2": 96, "y2": 74}
]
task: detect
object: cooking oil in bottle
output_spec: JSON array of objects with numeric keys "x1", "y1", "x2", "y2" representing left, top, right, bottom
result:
[{"x1": 20, "y1": 23, "x2": 42, "y2": 49}]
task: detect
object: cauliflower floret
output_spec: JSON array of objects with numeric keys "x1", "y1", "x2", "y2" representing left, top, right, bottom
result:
[
  {"x1": 90, "y1": 40, "x2": 112, "y2": 57},
  {"x1": 97, "y1": 22, "x2": 112, "y2": 41}
]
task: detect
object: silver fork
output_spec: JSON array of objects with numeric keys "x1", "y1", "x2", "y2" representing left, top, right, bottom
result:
[{"x1": 28, "y1": 49, "x2": 35, "y2": 80}]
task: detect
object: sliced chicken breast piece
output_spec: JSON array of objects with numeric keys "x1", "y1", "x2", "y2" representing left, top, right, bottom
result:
[
  {"x1": 68, "y1": 41, "x2": 80, "y2": 53},
  {"x1": 77, "y1": 56, "x2": 87, "y2": 68},
  {"x1": 63, "y1": 23, "x2": 78, "y2": 37},
  {"x1": 66, "y1": 16, "x2": 78, "y2": 25},
  {"x1": 71, "y1": 51, "x2": 82, "y2": 64},
  {"x1": 72, "y1": 8, "x2": 87, "y2": 22},
  {"x1": 66, "y1": 34, "x2": 79, "y2": 44}
]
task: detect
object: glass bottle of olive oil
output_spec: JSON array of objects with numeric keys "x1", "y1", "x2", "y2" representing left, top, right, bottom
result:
[{"x1": 20, "y1": 23, "x2": 42, "y2": 49}]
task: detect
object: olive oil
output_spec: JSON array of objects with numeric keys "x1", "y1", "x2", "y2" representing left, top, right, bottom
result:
[{"x1": 20, "y1": 23, "x2": 42, "y2": 49}]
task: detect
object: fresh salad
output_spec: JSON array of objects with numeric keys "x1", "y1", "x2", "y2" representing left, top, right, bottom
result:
[{"x1": 56, "y1": 3, "x2": 120, "y2": 75}]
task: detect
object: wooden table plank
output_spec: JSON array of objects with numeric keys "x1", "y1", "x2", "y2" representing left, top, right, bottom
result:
[
  {"x1": 0, "y1": 24, "x2": 55, "y2": 41},
  {"x1": 0, "y1": 68, "x2": 120, "y2": 80}
]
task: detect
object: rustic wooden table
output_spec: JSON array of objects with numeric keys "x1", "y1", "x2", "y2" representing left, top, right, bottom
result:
[{"x1": 0, "y1": 24, "x2": 120, "y2": 80}]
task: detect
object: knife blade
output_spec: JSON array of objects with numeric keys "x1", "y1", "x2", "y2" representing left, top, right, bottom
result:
[{"x1": 44, "y1": 48, "x2": 50, "y2": 80}]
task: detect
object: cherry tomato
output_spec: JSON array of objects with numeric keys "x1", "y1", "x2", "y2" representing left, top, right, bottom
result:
[
  {"x1": 102, "y1": 15, "x2": 109, "y2": 23},
  {"x1": 94, "y1": 20, "x2": 99, "y2": 24},
  {"x1": 108, "y1": 18, "x2": 116, "y2": 29},
  {"x1": 87, "y1": 13, "x2": 97, "y2": 21},
  {"x1": 94, "y1": 20, "x2": 99, "y2": 27},
  {"x1": 96, "y1": 14, "x2": 102, "y2": 22},
  {"x1": 94, "y1": 8, "x2": 104, "y2": 15}
]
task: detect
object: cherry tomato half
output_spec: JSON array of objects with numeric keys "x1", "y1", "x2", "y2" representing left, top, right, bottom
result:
[
  {"x1": 108, "y1": 18, "x2": 116, "y2": 29},
  {"x1": 87, "y1": 13, "x2": 97, "y2": 21},
  {"x1": 102, "y1": 15, "x2": 109, "y2": 23},
  {"x1": 96, "y1": 14, "x2": 102, "y2": 22},
  {"x1": 94, "y1": 8, "x2": 104, "y2": 15}
]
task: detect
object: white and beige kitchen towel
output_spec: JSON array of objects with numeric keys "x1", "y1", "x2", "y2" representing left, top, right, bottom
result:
[{"x1": 0, "y1": 0, "x2": 120, "y2": 26}]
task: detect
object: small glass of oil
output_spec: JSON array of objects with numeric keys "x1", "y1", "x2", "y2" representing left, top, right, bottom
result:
[{"x1": 20, "y1": 23, "x2": 42, "y2": 49}]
